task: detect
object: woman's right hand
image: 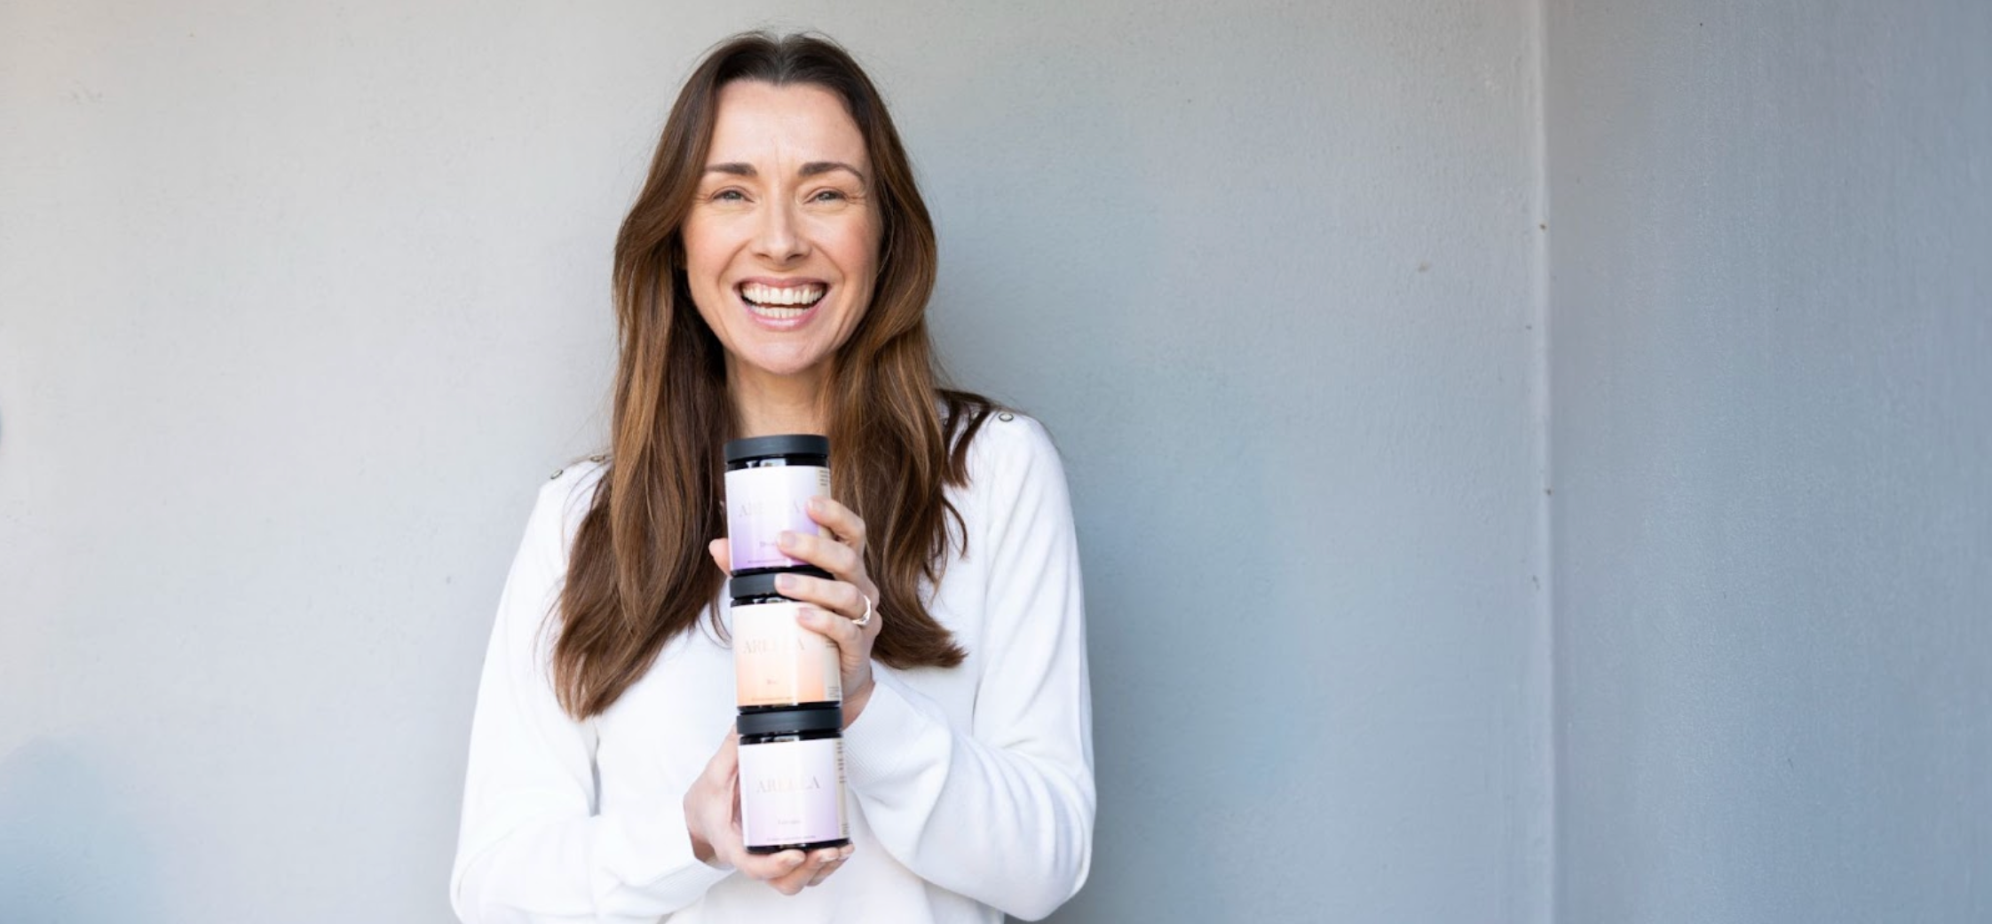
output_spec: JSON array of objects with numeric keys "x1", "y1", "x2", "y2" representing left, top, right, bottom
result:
[{"x1": 684, "y1": 729, "x2": 853, "y2": 893}]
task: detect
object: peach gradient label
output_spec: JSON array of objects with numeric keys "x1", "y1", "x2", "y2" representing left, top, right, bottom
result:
[{"x1": 733, "y1": 602, "x2": 842, "y2": 708}]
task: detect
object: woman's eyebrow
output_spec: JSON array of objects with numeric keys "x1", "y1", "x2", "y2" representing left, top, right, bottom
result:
[{"x1": 799, "y1": 161, "x2": 866, "y2": 182}]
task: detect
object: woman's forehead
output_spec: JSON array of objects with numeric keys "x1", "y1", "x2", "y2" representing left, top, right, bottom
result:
[{"x1": 707, "y1": 81, "x2": 868, "y2": 171}]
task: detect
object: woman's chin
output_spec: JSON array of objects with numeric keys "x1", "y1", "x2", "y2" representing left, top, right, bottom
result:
[{"x1": 728, "y1": 349, "x2": 833, "y2": 386}]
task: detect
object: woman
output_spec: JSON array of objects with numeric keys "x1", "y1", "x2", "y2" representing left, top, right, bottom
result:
[{"x1": 450, "y1": 32, "x2": 1094, "y2": 924}]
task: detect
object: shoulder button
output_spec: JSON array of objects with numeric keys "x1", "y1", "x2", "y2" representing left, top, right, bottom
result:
[
  {"x1": 997, "y1": 412, "x2": 1015, "y2": 422},
  {"x1": 549, "y1": 468, "x2": 564, "y2": 481},
  {"x1": 588, "y1": 454, "x2": 607, "y2": 463}
]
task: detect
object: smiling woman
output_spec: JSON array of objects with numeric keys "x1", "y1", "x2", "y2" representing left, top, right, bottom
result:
[
  {"x1": 449, "y1": 32, "x2": 1095, "y2": 924},
  {"x1": 683, "y1": 81, "x2": 880, "y2": 388}
]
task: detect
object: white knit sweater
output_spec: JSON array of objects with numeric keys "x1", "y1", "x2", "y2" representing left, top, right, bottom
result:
[{"x1": 450, "y1": 413, "x2": 1095, "y2": 923}]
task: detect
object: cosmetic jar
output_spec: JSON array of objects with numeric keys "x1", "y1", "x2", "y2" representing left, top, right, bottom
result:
[
  {"x1": 724, "y1": 434, "x2": 831, "y2": 575},
  {"x1": 729, "y1": 568, "x2": 842, "y2": 711},
  {"x1": 736, "y1": 706, "x2": 850, "y2": 854}
]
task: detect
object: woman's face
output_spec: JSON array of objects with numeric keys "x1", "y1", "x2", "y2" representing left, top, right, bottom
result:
[{"x1": 682, "y1": 80, "x2": 881, "y2": 387}]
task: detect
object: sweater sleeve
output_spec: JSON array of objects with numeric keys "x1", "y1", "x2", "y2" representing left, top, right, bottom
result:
[
  {"x1": 450, "y1": 472, "x2": 733, "y2": 923},
  {"x1": 839, "y1": 416, "x2": 1097, "y2": 921}
]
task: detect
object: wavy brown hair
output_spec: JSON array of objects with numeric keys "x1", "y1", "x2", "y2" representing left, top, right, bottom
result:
[{"x1": 551, "y1": 32, "x2": 991, "y2": 719}]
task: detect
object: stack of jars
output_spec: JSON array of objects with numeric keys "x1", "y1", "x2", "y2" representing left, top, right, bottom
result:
[{"x1": 723, "y1": 434, "x2": 851, "y2": 855}]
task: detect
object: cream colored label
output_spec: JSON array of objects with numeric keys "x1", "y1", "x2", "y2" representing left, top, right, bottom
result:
[{"x1": 733, "y1": 601, "x2": 842, "y2": 708}]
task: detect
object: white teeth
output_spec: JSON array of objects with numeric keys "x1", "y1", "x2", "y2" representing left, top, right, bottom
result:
[
  {"x1": 749, "y1": 304, "x2": 809, "y2": 320},
  {"x1": 740, "y1": 282, "x2": 826, "y2": 307}
]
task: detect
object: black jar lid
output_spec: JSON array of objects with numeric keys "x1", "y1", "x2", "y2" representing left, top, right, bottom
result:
[
  {"x1": 725, "y1": 434, "x2": 831, "y2": 464},
  {"x1": 729, "y1": 567, "x2": 831, "y2": 600},
  {"x1": 738, "y1": 705, "x2": 842, "y2": 738}
]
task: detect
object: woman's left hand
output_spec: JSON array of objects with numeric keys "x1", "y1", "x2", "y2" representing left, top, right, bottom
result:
[{"x1": 708, "y1": 496, "x2": 882, "y2": 726}]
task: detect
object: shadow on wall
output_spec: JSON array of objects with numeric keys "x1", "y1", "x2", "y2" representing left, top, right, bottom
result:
[{"x1": 0, "y1": 738, "x2": 159, "y2": 920}]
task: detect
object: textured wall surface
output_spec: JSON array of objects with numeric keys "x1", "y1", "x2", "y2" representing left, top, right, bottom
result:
[
  {"x1": 1547, "y1": 2, "x2": 1992, "y2": 921},
  {"x1": 0, "y1": 1, "x2": 1546, "y2": 921}
]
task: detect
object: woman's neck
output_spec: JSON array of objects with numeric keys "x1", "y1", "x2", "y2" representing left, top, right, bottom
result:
[{"x1": 728, "y1": 362, "x2": 831, "y2": 437}]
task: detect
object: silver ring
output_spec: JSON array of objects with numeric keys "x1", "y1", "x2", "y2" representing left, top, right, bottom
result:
[{"x1": 853, "y1": 593, "x2": 874, "y2": 628}]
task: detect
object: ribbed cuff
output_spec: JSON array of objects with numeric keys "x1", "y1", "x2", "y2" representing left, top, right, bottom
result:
[
  {"x1": 840, "y1": 669, "x2": 941, "y2": 789},
  {"x1": 595, "y1": 802, "x2": 735, "y2": 909}
]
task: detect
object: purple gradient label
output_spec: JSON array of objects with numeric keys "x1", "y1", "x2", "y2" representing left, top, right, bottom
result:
[
  {"x1": 738, "y1": 737, "x2": 848, "y2": 848},
  {"x1": 725, "y1": 466, "x2": 831, "y2": 572}
]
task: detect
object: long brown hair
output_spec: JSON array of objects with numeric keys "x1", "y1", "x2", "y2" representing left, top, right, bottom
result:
[{"x1": 552, "y1": 32, "x2": 990, "y2": 719}]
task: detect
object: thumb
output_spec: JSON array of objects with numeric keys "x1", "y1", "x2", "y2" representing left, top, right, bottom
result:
[{"x1": 708, "y1": 538, "x2": 732, "y2": 574}]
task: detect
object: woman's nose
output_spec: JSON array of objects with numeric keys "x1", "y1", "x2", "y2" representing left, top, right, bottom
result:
[{"x1": 753, "y1": 199, "x2": 807, "y2": 263}]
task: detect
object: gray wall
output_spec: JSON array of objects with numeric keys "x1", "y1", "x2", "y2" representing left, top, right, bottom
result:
[
  {"x1": 0, "y1": 1, "x2": 1546, "y2": 922},
  {"x1": 11, "y1": 1, "x2": 1987, "y2": 922},
  {"x1": 1547, "y1": 2, "x2": 1992, "y2": 922}
]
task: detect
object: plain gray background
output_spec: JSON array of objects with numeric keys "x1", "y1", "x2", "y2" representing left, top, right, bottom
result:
[
  {"x1": 0, "y1": 2, "x2": 1982, "y2": 923},
  {"x1": 1548, "y1": 2, "x2": 1991, "y2": 922}
]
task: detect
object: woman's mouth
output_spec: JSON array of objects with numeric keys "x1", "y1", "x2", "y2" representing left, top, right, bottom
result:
[{"x1": 738, "y1": 281, "x2": 827, "y2": 321}]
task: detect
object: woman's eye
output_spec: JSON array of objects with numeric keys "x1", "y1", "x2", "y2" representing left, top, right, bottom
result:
[
  {"x1": 712, "y1": 189, "x2": 746, "y2": 202},
  {"x1": 811, "y1": 189, "x2": 847, "y2": 203}
]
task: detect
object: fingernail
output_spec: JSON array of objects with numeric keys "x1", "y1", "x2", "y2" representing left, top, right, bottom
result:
[
  {"x1": 777, "y1": 530, "x2": 797, "y2": 549},
  {"x1": 775, "y1": 573, "x2": 797, "y2": 593},
  {"x1": 783, "y1": 852, "x2": 805, "y2": 867},
  {"x1": 839, "y1": 845, "x2": 855, "y2": 859},
  {"x1": 808, "y1": 496, "x2": 826, "y2": 512}
]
